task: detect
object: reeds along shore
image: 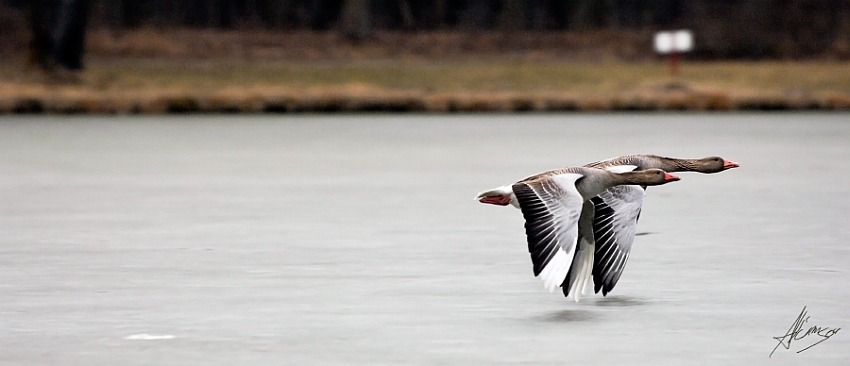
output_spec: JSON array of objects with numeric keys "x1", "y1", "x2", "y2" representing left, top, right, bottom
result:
[
  {"x1": 3, "y1": 87, "x2": 850, "y2": 114},
  {"x1": 3, "y1": 65, "x2": 849, "y2": 113}
]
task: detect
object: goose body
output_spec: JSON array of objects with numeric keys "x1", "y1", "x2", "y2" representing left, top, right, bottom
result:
[
  {"x1": 477, "y1": 155, "x2": 738, "y2": 302},
  {"x1": 565, "y1": 155, "x2": 739, "y2": 300},
  {"x1": 476, "y1": 167, "x2": 680, "y2": 295}
]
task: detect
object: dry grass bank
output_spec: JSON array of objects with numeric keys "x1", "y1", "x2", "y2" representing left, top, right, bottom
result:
[{"x1": 2, "y1": 59, "x2": 849, "y2": 113}]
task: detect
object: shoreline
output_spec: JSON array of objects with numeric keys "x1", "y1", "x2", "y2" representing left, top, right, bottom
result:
[{"x1": 4, "y1": 89, "x2": 850, "y2": 114}]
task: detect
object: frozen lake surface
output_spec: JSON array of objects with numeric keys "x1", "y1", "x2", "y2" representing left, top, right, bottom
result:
[{"x1": 1, "y1": 114, "x2": 848, "y2": 365}]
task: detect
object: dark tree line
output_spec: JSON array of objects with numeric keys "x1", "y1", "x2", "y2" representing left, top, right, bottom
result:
[
  {"x1": 80, "y1": 0, "x2": 689, "y2": 31},
  {"x1": 4, "y1": 0, "x2": 849, "y2": 68},
  {"x1": 88, "y1": 0, "x2": 850, "y2": 58}
]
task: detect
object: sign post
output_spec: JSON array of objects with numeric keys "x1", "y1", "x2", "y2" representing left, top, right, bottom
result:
[{"x1": 654, "y1": 30, "x2": 693, "y2": 77}]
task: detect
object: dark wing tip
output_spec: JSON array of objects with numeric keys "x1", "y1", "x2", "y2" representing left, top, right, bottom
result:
[
  {"x1": 590, "y1": 195, "x2": 633, "y2": 297},
  {"x1": 512, "y1": 183, "x2": 559, "y2": 277}
]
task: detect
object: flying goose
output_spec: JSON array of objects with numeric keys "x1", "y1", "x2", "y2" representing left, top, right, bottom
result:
[
  {"x1": 564, "y1": 155, "x2": 739, "y2": 301},
  {"x1": 476, "y1": 167, "x2": 681, "y2": 295}
]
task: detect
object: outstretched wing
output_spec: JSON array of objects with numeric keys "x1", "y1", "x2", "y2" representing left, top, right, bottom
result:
[
  {"x1": 512, "y1": 173, "x2": 584, "y2": 293},
  {"x1": 591, "y1": 184, "x2": 645, "y2": 295},
  {"x1": 561, "y1": 200, "x2": 596, "y2": 302}
]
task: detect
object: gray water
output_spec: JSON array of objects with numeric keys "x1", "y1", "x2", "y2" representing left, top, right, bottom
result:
[{"x1": 1, "y1": 114, "x2": 848, "y2": 365}]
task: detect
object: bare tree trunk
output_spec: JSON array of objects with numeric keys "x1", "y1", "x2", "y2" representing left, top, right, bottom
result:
[
  {"x1": 52, "y1": 0, "x2": 88, "y2": 69},
  {"x1": 27, "y1": 0, "x2": 89, "y2": 71},
  {"x1": 399, "y1": 0, "x2": 415, "y2": 30},
  {"x1": 570, "y1": 0, "x2": 590, "y2": 29},
  {"x1": 27, "y1": 0, "x2": 53, "y2": 70},
  {"x1": 206, "y1": 0, "x2": 216, "y2": 27},
  {"x1": 340, "y1": 0, "x2": 371, "y2": 41},
  {"x1": 430, "y1": 0, "x2": 447, "y2": 29},
  {"x1": 528, "y1": 0, "x2": 547, "y2": 30},
  {"x1": 118, "y1": 0, "x2": 142, "y2": 28},
  {"x1": 498, "y1": 0, "x2": 525, "y2": 30}
]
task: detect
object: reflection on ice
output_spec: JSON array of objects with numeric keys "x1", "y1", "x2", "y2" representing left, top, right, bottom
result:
[
  {"x1": 592, "y1": 295, "x2": 647, "y2": 307},
  {"x1": 536, "y1": 309, "x2": 595, "y2": 323}
]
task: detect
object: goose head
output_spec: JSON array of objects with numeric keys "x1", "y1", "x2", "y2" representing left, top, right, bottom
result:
[
  {"x1": 692, "y1": 156, "x2": 740, "y2": 173},
  {"x1": 619, "y1": 168, "x2": 680, "y2": 186}
]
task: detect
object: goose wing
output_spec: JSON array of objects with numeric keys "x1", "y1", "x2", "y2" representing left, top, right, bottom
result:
[
  {"x1": 561, "y1": 200, "x2": 596, "y2": 302},
  {"x1": 512, "y1": 173, "x2": 584, "y2": 293},
  {"x1": 591, "y1": 184, "x2": 645, "y2": 295}
]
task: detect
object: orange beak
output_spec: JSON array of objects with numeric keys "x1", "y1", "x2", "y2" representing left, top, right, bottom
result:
[
  {"x1": 723, "y1": 159, "x2": 740, "y2": 170},
  {"x1": 664, "y1": 173, "x2": 680, "y2": 182}
]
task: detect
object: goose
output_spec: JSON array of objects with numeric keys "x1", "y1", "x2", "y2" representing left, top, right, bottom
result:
[
  {"x1": 476, "y1": 167, "x2": 681, "y2": 295},
  {"x1": 562, "y1": 155, "x2": 739, "y2": 301}
]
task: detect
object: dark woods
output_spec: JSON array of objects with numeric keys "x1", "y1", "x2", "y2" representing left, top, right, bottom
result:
[
  {"x1": 90, "y1": 0, "x2": 850, "y2": 59},
  {"x1": 13, "y1": 0, "x2": 90, "y2": 71},
  {"x1": 4, "y1": 0, "x2": 850, "y2": 71}
]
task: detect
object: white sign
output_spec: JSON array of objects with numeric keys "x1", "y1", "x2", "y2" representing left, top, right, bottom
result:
[{"x1": 654, "y1": 30, "x2": 694, "y2": 54}]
